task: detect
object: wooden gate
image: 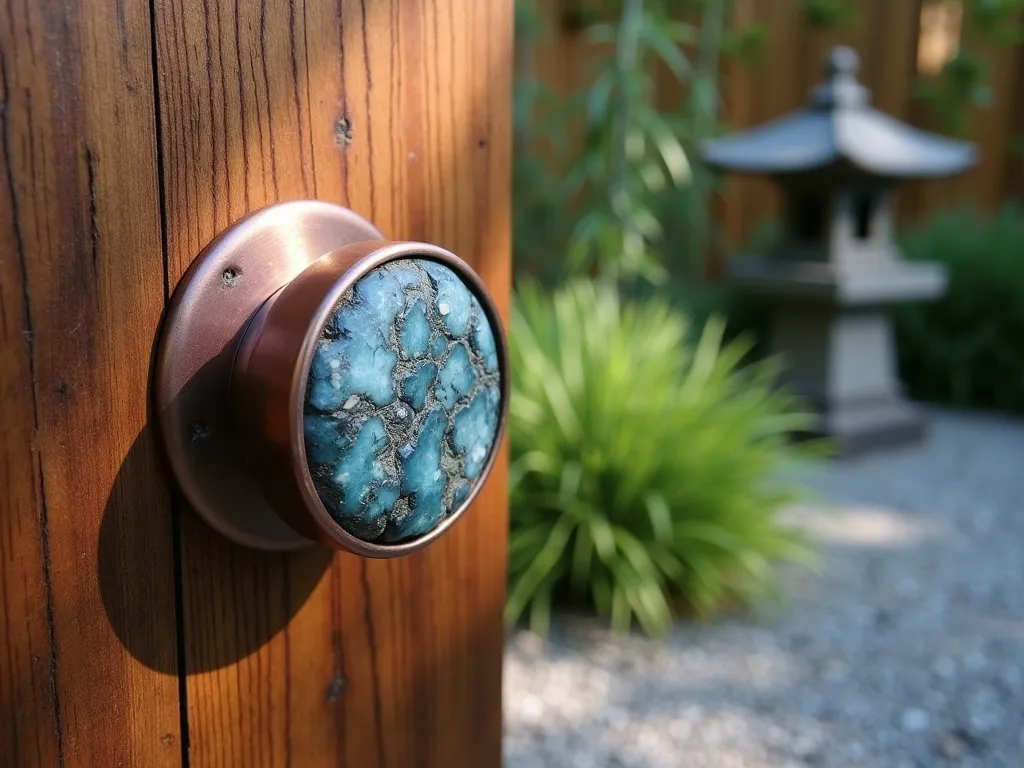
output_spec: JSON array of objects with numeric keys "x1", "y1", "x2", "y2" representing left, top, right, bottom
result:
[{"x1": 0, "y1": 1, "x2": 512, "y2": 765}]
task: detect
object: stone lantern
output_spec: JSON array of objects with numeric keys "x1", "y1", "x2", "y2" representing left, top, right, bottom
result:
[{"x1": 701, "y1": 46, "x2": 976, "y2": 455}]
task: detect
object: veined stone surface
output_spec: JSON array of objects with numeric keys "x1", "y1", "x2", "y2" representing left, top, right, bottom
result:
[{"x1": 303, "y1": 258, "x2": 502, "y2": 543}]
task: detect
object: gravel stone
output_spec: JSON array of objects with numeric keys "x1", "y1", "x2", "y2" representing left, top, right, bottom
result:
[
  {"x1": 938, "y1": 730, "x2": 970, "y2": 760},
  {"x1": 933, "y1": 656, "x2": 957, "y2": 680},
  {"x1": 505, "y1": 410, "x2": 1024, "y2": 767},
  {"x1": 901, "y1": 708, "x2": 931, "y2": 733}
]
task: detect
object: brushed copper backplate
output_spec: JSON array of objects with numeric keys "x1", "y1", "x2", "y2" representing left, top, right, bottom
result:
[{"x1": 154, "y1": 201, "x2": 384, "y2": 550}]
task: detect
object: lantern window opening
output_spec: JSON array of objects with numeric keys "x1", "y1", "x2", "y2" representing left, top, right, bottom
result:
[
  {"x1": 790, "y1": 193, "x2": 827, "y2": 243},
  {"x1": 853, "y1": 193, "x2": 875, "y2": 240}
]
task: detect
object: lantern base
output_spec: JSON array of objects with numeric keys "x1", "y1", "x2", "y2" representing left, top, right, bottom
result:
[
  {"x1": 797, "y1": 397, "x2": 927, "y2": 457},
  {"x1": 759, "y1": 290, "x2": 930, "y2": 458}
]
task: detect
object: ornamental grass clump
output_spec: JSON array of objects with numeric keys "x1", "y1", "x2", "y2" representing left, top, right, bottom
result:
[{"x1": 507, "y1": 279, "x2": 819, "y2": 636}]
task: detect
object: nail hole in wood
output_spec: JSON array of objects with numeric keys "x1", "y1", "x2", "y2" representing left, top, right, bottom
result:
[
  {"x1": 334, "y1": 117, "x2": 354, "y2": 147},
  {"x1": 326, "y1": 676, "x2": 346, "y2": 702}
]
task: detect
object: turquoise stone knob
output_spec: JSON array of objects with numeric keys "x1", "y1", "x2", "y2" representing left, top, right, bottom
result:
[
  {"x1": 153, "y1": 202, "x2": 507, "y2": 554},
  {"x1": 303, "y1": 259, "x2": 502, "y2": 543}
]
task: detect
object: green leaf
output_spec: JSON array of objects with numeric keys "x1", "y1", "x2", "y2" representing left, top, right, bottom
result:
[
  {"x1": 505, "y1": 516, "x2": 575, "y2": 627},
  {"x1": 641, "y1": 17, "x2": 690, "y2": 81},
  {"x1": 583, "y1": 22, "x2": 617, "y2": 44},
  {"x1": 645, "y1": 493, "x2": 673, "y2": 544},
  {"x1": 586, "y1": 72, "x2": 615, "y2": 125},
  {"x1": 639, "y1": 109, "x2": 691, "y2": 186},
  {"x1": 663, "y1": 20, "x2": 697, "y2": 45}
]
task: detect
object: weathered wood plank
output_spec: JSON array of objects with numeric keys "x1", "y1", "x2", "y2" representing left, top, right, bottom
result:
[
  {"x1": 153, "y1": 0, "x2": 512, "y2": 764},
  {"x1": 0, "y1": 0, "x2": 181, "y2": 765}
]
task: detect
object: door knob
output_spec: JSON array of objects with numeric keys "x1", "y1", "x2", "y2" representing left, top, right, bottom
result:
[{"x1": 154, "y1": 201, "x2": 508, "y2": 555}]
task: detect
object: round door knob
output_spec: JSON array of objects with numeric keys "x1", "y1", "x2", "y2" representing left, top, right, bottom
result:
[{"x1": 154, "y1": 201, "x2": 508, "y2": 555}]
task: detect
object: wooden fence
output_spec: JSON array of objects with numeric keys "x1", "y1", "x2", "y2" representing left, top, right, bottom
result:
[{"x1": 534, "y1": 0, "x2": 1024, "y2": 251}]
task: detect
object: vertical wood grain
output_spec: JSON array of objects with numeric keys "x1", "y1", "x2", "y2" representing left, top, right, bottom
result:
[
  {"x1": 1005, "y1": 42, "x2": 1024, "y2": 201},
  {"x1": 719, "y1": 0, "x2": 806, "y2": 248},
  {"x1": 718, "y1": 0, "x2": 762, "y2": 255},
  {"x1": 862, "y1": 0, "x2": 923, "y2": 223},
  {"x1": 152, "y1": 0, "x2": 512, "y2": 764},
  {"x1": 0, "y1": 0, "x2": 181, "y2": 765},
  {"x1": 862, "y1": 0, "x2": 920, "y2": 121}
]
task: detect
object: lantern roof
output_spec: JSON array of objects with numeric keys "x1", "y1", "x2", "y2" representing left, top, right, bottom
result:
[{"x1": 701, "y1": 47, "x2": 976, "y2": 179}]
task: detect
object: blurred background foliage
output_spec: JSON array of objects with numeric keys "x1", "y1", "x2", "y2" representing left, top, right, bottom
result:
[
  {"x1": 508, "y1": 0, "x2": 1024, "y2": 635},
  {"x1": 895, "y1": 204, "x2": 1024, "y2": 414},
  {"x1": 913, "y1": 0, "x2": 1024, "y2": 136},
  {"x1": 514, "y1": 0, "x2": 1022, "y2": 287},
  {"x1": 513, "y1": 0, "x2": 767, "y2": 285}
]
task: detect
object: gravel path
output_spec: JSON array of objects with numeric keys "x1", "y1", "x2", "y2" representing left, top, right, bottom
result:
[{"x1": 504, "y1": 410, "x2": 1024, "y2": 767}]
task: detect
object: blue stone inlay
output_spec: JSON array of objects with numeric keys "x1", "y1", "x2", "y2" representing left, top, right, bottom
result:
[
  {"x1": 469, "y1": 295, "x2": 499, "y2": 373},
  {"x1": 422, "y1": 260, "x2": 472, "y2": 337},
  {"x1": 309, "y1": 268, "x2": 404, "y2": 409},
  {"x1": 306, "y1": 340, "x2": 351, "y2": 412},
  {"x1": 453, "y1": 386, "x2": 501, "y2": 478},
  {"x1": 452, "y1": 482, "x2": 471, "y2": 507},
  {"x1": 429, "y1": 334, "x2": 448, "y2": 360},
  {"x1": 391, "y1": 262, "x2": 422, "y2": 290},
  {"x1": 390, "y1": 408, "x2": 448, "y2": 540},
  {"x1": 304, "y1": 414, "x2": 346, "y2": 465},
  {"x1": 329, "y1": 416, "x2": 400, "y2": 539},
  {"x1": 399, "y1": 299, "x2": 431, "y2": 359},
  {"x1": 400, "y1": 362, "x2": 437, "y2": 411},
  {"x1": 435, "y1": 344, "x2": 475, "y2": 409},
  {"x1": 303, "y1": 258, "x2": 503, "y2": 544}
]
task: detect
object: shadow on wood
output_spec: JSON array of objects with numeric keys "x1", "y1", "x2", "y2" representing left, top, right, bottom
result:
[{"x1": 97, "y1": 426, "x2": 333, "y2": 673}]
